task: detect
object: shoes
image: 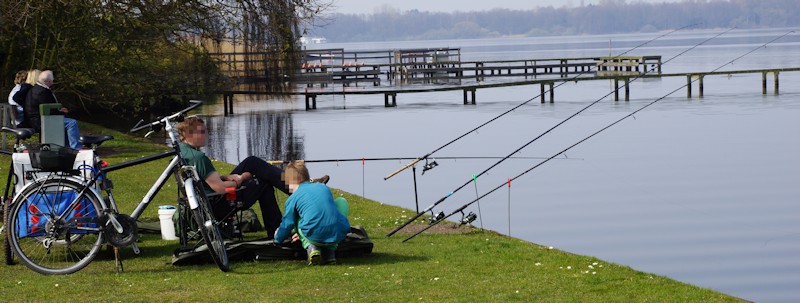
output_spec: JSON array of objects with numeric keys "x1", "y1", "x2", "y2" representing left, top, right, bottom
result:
[
  {"x1": 307, "y1": 247, "x2": 322, "y2": 265},
  {"x1": 322, "y1": 247, "x2": 336, "y2": 265},
  {"x1": 312, "y1": 175, "x2": 330, "y2": 184}
]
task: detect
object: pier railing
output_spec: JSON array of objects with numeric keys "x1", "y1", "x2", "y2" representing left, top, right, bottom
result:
[{"x1": 209, "y1": 48, "x2": 661, "y2": 88}]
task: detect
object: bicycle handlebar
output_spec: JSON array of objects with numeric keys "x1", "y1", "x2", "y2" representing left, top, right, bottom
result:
[{"x1": 129, "y1": 100, "x2": 203, "y2": 133}]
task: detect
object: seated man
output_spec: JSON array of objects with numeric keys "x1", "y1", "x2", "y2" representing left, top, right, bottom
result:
[
  {"x1": 22, "y1": 70, "x2": 82, "y2": 149},
  {"x1": 177, "y1": 116, "x2": 327, "y2": 239},
  {"x1": 274, "y1": 161, "x2": 350, "y2": 265}
]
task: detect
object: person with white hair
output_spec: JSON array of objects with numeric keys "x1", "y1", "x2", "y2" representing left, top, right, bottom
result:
[{"x1": 23, "y1": 70, "x2": 82, "y2": 149}]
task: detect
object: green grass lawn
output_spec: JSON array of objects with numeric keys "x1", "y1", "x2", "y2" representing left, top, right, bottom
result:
[{"x1": 0, "y1": 123, "x2": 746, "y2": 302}]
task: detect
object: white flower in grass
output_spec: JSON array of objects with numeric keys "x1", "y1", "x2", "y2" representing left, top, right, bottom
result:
[
  {"x1": 534, "y1": 262, "x2": 542, "y2": 266},
  {"x1": 566, "y1": 266, "x2": 571, "y2": 269}
]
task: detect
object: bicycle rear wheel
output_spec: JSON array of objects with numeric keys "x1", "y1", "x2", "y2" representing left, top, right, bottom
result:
[
  {"x1": 183, "y1": 178, "x2": 229, "y2": 272},
  {"x1": 8, "y1": 177, "x2": 104, "y2": 275}
]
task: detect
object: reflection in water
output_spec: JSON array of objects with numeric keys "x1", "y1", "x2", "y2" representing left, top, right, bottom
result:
[{"x1": 203, "y1": 112, "x2": 304, "y2": 164}]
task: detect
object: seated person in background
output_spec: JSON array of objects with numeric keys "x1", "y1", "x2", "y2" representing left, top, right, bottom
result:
[
  {"x1": 13, "y1": 69, "x2": 42, "y2": 128},
  {"x1": 22, "y1": 70, "x2": 82, "y2": 149},
  {"x1": 177, "y1": 116, "x2": 328, "y2": 239},
  {"x1": 274, "y1": 161, "x2": 350, "y2": 265},
  {"x1": 7, "y1": 70, "x2": 28, "y2": 127}
]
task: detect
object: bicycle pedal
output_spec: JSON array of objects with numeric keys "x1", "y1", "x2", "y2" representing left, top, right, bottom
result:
[{"x1": 130, "y1": 242, "x2": 141, "y2": 255}]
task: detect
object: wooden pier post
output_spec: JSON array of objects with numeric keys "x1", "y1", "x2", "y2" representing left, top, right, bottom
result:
[
  {"x1": 624, "y1": 78, "x2": 630, "y2": 101},
  {"x1": 223, "y1": 93, "x2": 234, "y2": 116},
  {"x1": 384, "y1": 93, "x2": 397, "y2": 107},
  {"x1": 304, "y1": 94, "x2": 317, "y2": 110},
  {"x1": 764, "y1": 71, "x2": 781, "y2": 95},
  {"x1": 698, "y1": 75, "x2": 704, "y2": 98},
  {"x1": 540, "y1": 83, "x2": 546, "y2": 103},
  {"x1": 774, "y1": 71, "x2": 780, "y2": 95},
  {"x1": 686, "y1": 75, "x2": 693, "y2": 98},
  {"x1": 463, "y1": 89, "x2": 476, "y2": 105},
  {"x1": 612, "y1": 78, "x2": 630, "y2": 101},
  {"x1": 539, "y1": 82, "x2": 555, "y2": 103}
]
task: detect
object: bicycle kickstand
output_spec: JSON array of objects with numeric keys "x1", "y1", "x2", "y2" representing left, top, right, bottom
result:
[
  {"x1": 114, "y1": 246, "x2": 124, "y2": 273},
  {"x1": 114, "y1": 243, "x2": 141, "y2": 273}
]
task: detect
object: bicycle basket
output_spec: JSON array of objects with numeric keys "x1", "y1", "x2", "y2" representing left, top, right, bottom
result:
[{"x1": 29, "y1": 144, "x2": 79, "y2": 172}]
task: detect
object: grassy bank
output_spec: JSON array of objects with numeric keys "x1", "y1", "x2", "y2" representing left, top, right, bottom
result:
[{"x1": 0, "y1": 123, "x2": 745, "y2": 302}]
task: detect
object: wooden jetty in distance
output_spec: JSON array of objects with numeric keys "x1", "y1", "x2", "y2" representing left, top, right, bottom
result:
[
  {"x1": 210, "y1": 48, "x2": 661, "y2": 87},
  {"x1": 209, "y1": 48, "x2": 796, "y2": 113},
  {"x1": 297, "y1": 48, "x2": 661, "y2": 84}
]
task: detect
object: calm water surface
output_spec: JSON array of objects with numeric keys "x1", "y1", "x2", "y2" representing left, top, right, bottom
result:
[{"x1": 200, "y1": 29, "x2": 800, "y2": 302}]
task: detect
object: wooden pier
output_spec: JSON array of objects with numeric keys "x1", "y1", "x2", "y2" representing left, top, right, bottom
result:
[
  {"x1": 209, "y1": 47, "x2": 797, "y2": 112},
  {"x1": 220, "y1": 66, "x2": 800, "y2": 111},
  {"x1": 209, "y1": 48, "x2": 661, "y2": 87}
]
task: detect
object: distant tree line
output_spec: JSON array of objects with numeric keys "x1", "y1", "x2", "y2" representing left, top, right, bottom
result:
[
  {"x1": 310, "y1": 0, "x2": 799, "y2": 42},
  {"x1": 1, "y1": 1, "x2": 326, "y2": 118}
]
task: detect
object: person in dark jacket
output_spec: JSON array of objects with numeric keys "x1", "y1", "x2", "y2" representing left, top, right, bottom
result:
[
  {"x1": 23, "y1": 70, "x2": 82, "y2": 149},
  {"x1": 6, "y1": 70, "x2": 28, "y2": 127}
]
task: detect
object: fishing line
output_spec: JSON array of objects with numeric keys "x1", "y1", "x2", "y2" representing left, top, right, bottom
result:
[
  {"x1": 472, "y1": 174, "x2": 484, "y2": 229},
  {"x1": 507, "y1": 178, "x2": 512, "y2": 236},
  {"x1": 383, "y1": 24, "x2": 699, "y2": 181},
  {"x1": 388, "y1": 26, "x2": 731, "y2": 237},
  {"x1": 362, "y1": 157, "x2": 365, "y2": 198},
  {"x1": 402, "y1": 30, "x2": 796, "y2": 242}
]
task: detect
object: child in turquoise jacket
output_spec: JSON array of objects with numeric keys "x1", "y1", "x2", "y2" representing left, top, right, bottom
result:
[{"x1": 274, "y1": 161, "x2": 350, "y2": 265}]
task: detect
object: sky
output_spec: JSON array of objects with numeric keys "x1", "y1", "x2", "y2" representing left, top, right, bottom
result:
[{"x1": 331, "y1": 0, "x2": 683, "y2": 14}]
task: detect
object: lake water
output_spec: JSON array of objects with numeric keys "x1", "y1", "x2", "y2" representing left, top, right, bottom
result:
[{"x1": 199, "y1": 28, "x2": 800, "y2": 302}]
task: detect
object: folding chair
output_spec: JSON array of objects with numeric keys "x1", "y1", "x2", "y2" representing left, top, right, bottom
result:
[{"x1": 176, "y1": 186, "x2": 247, "y2": 246}]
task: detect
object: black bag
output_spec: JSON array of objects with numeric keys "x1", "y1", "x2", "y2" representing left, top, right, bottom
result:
[
  {"x1": 29, "y1": 144, "x2": 78, "y2": 172},
  {"x1": 171, "y1": 226, "x2": 374, "y2": 266}
]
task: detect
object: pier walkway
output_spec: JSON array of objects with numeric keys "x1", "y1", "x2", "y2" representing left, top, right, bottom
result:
[{"x1": 220, "y1": 67, "x2": 799, "y2": 112}]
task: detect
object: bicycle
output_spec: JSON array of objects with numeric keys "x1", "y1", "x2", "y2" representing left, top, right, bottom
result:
[{"x1": 4, "y1": 100, "x2": 229, "y2": 274}]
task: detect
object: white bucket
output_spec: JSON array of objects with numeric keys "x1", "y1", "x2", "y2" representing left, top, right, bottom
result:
[{"x1": 158, "y1": 206, "x2": 178, "y2": 240}]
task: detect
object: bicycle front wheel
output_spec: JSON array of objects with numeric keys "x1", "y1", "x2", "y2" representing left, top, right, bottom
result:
[
  {"x1": 8, "y1": 177, "x2": 104, "y2": 275},
  {"x1": 183, "y1": 178, "x2": 229, "y2": 272}
]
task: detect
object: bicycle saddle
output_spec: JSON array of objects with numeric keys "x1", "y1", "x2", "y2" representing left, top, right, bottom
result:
[
  {"x1": 80, "y1": 134, "x2": 115, "y2": 147},
  {"x1": 1, "y1": 127, "x2": 34, "y2": 140}
]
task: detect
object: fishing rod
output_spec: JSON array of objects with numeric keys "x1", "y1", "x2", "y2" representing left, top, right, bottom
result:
[
  {"x1": 386, "y1": 26, "x2": 732, "y2": 237},
  {"x1": 383, "y1": 23, "x2": 699, "y2": 181},
  {"x1": 401, "y1": 29, "x2": 797, "y2": 242},
  {"x1": 263, "y1": 156, "x2": 576, "y2": 165}
]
